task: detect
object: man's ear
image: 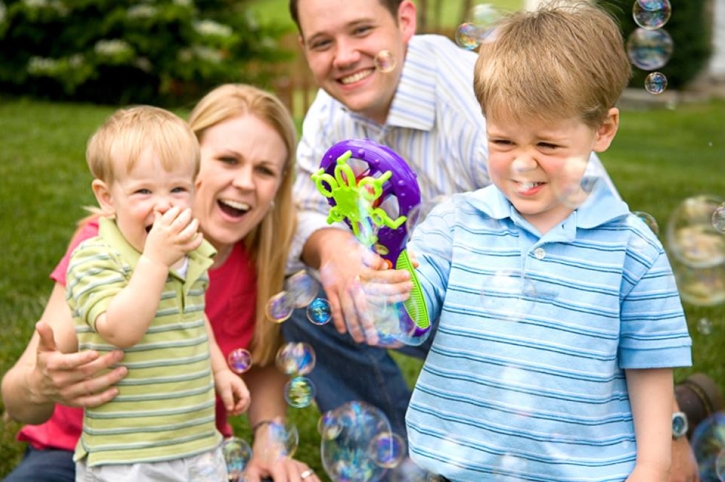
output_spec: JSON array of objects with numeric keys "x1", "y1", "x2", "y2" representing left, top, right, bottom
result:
[
  {"x1": 398, "y1": 0, "x2": 417, "y2": 44},
  {"x1": 91, "y1": 179, "x2": 115, "y2": 215},
  {"x1": 593, "y1": 107, "x2": 620, "y2": 153}
]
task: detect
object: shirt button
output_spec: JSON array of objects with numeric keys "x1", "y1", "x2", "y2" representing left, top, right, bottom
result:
[{"x1": 534, "y1": 247, "x2": 546, "y2": 259}]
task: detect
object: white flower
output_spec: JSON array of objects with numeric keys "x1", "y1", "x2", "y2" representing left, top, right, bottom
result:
[
  {"x1": 193, "y1": 19, "x2": 232, "y2": 38},
  {"x1": 94, "y1": 39, "x2": 133, "y2": 57},
  {"x1": 173, "y1": 0, "x2": 192, "y2": 7},
  {"x1": 27, "y1": 56, "x2": 58, "y2": 75},
  {"x1": 23, "y1": 0, "x2": 48, "y2": 9},
  {"x1": 127, "y1": 4, "x2": 156, "y2": 19},
  {"x1": 193, "y1": 45, "x2": 222, "y2": 63},
  {"x1": 0, "y1": 2, "x2": 6, "y2": 24}
]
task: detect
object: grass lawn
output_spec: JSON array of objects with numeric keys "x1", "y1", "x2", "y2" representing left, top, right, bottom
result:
[{"x1": 1, "y1": 95, "x2": 724, "y2": 478}]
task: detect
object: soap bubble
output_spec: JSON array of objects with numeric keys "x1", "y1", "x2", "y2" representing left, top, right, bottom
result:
[
  {"x1": 626, "y1": 28, "x2": 674, "y2": 71},
  {"x1": 691, "y1": 412, "x2": 725, "y2": 482},
  {"x1": 369, "y1": 432, "x2": 406, "y2": 469},
  {"x1": 633, "y1": 0, "x2": 671, "y2": 29},
  {"x1": 713, "y1": 203, "x2": 725, "y2": 233},
  {"x1": 227, "y1": 348, "x2": 252, "y2": 374},
  {"x1": 667, "y1": 195, "x2": 725, "y2": 268},
  {"x1": 374, "y1": 50, "x2": 396, "y2": 73},
  {"x1": 307, "y1": 297, "x2": 333, "y2": 325},
  {"x1": 285, "y1": 270, "x2": 320, "y2": 308},
  {"x1": 255, "y1": 421, "x2": 299, "y2": 464},
  {"x1": 321, "y1": 401, "x2": 393, "y2": 482},
  {"x1": 275, "y1": 342, "x2": 316, "y2": 376},
  {"x1": 481, "y1": 270, "x2": 538, "y2": 322},
  {"x1": 222, "y1": 437, "x2": 252, "y2": 480},
  {"x1": 645, "y1": 72, "x2": 668, "y2": 95},
  {"x1": 284, "y1": 376, "x2": 316, "y2": 408},
  {"x1": 266, "y1": 291, "x2": 295, "y2": 323},
  {"x1": 455, "y1": 23, "x2": 482, "y2": 50},
  {"x1": 632, "y1": 211, "x2": 660, "y2": 235}
]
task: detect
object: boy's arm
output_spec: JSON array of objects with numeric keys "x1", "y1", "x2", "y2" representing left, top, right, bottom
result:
[
  {"x1": 625, "y1": 367, "x2": 674, "y2": 482},
  {"x1": 205, "y1": 316, "x2": 250, "y2": 415}
]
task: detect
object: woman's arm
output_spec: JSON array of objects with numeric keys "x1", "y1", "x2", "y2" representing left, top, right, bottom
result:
[
  {"x1": 242, "y1": 364, "x2": 321, "y2": 482},
  {"x1": 626, "y1": 368, "x2": 674, "y2": 482},
  {"x1": 1, "y1": 282, "x2": 126, "y2": 424}
]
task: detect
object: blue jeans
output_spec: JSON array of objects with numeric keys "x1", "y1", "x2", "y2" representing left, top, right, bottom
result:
[
  {"x1": 281, "y1": 289, "x2": 434, "y2": 440},
  {"x1": 3, "y1": 445, "x2": 75, "y2": 482}
]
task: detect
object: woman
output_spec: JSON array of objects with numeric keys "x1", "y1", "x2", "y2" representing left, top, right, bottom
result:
[{"x1": 1, "y1": 84, "x2": 320, "y2": 482}]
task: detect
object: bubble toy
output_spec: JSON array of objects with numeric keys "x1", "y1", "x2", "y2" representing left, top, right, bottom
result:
[
  {"x1": 227, "y1": 348, "x2": 252, "y2": 374},
  {"x1": 311, "y1": 139, "x2": 431, "y2": 345},
  {"x1": 320, "y1": 401, "x2": 394, "y2": 482}
]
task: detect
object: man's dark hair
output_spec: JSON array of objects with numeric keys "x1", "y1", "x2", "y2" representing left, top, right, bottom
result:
[{"x1": 289, "y1": 0, "x2": 404, "y2": 32}]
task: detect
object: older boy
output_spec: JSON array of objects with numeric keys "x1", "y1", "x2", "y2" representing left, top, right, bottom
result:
[{"x1": 400, "y1": 3, "x2": 692, "y2": 480}]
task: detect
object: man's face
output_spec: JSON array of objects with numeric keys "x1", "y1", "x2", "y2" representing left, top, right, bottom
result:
[{"x1": 297, "y1": 0, "x2": 416, "y2": 125}]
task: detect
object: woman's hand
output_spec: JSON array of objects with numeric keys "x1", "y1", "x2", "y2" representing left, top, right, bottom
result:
[
  {"x1": 668, "y1": 437, "x2": 700, "y2": 482},
  {"x1": 242, "y1": 453, "x2": 321, "y2": 482}
]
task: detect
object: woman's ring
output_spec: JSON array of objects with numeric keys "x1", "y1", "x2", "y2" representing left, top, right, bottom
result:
[{"x1": 301, "y1": 469, "x2": 315, "y2": 479}]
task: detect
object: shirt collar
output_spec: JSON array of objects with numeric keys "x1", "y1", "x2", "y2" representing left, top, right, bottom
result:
[
  {"x1": 347, "y1": 36, "x2": 436, "y2": 131},
  {"x1": 98, "y1": 217, "x2": 216, "y2": 275},
  {"x1": 466, "y1": 177, "x2": 629, "y2": 232}
]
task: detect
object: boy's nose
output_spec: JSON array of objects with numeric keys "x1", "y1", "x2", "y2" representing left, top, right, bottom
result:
[
  {"x1": 155, "y1": 198, "x2": 173, "y2": 213},
  {"x1": 511, "y1": 155, "x2": 537, "y2": 173}
]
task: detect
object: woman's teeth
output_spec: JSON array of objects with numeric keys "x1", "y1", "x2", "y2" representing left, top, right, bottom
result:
[{"x1": 220, "y1": 199, "x2": 250, "y2": 211}]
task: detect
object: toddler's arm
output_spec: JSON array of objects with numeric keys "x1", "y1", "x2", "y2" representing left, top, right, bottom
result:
[
  {"x1": 206, "y1": 316, "x2": 250, "y2": 416},
  {"x1": 95, "y1": 207, "x2": 202, "y2": 347},
  {"x1": 625, "y1": 368, "x2": 674, "y2": 482}
]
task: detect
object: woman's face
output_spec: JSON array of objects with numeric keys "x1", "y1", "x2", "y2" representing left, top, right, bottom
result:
[{"x1": 194, "y1": 114, "x2": 288, "y2": 252}]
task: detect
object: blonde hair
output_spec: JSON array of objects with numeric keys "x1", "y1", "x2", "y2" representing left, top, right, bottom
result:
[
  {"x1": 189, "y1": 84, "x2": 298, "y2": 366},
  {"x1": 473, "y1": 0, "x2": 631, "y2": 127},
  {"x1": 86, "y1": 105, "x2": 200, "y2": 185}
]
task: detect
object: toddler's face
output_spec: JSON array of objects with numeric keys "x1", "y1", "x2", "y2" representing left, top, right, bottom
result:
[
  {"x1": 104, "y1": 148, "x2": 196, "y2": 253},
  {"x1": 486, "y1": 111, "x2": 616, "y2": 234}
]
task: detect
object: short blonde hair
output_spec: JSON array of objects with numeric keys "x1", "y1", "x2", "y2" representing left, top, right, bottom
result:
[
  {"x1": 473, "y1": 1, "x2": 631, "y2": 127},
  {"x1": 86, "y1": 106, "x2": 200, "y2": 184},
  {"x1": 189, "y1": 84, "x2": 298, "y2": 366}
]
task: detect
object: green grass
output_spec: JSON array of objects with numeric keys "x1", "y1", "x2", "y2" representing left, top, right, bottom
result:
[{"x1": 1, "y1": 95, "x2": 724, "y2": 479}]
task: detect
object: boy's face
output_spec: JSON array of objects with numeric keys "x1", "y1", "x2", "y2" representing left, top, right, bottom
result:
[
  {"x1": 486, "y1": 109, "x2": 618, "y2": 234},
  {"x1": 93, "y1": 147, "x2": 197, "y2": 253},
  {"x1": 297, "y1": 0, "x2": 415, "y2": 125}
]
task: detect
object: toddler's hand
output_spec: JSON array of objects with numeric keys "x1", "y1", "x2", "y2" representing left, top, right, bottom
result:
[
  {"x1": 215, "y1": 369, "x2": 251, "y2": 416},
  {"x1": 144, "y1": 207, "x2": 202, "y2": 267}
]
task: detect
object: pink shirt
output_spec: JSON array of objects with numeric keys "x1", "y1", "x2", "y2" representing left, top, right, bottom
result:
[{"x1": 18, "y1": 218, "x2": 257, "y2": 449}]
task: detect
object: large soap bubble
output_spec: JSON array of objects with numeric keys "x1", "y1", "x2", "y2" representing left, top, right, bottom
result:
[{"x1": 320, "y1": 401, "x2": 396, "y2": 482}]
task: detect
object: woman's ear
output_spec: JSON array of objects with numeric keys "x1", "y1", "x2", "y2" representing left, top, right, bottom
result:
[
  {"x1": 593, "y1": 107, "x2": 620, "y2": 153},
  {"x1": 91, "y1": 179, "x2": 115, "y2": 215}
]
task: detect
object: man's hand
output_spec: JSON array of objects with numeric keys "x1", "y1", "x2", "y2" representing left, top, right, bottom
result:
[
  {"x1": 669, "y1": 437, "x2": 700, "y2": 482},
  {"x1": 31, "y1": 321, "x2": 127, "y2": 407}
]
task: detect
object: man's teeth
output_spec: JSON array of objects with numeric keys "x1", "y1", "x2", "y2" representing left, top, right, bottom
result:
[
  {"x1": 341, "y1": 69, "x2": 373, "y2": 85},
  {"x1": 220, "y1": 199, "x2": 250, "y2": 211},
  {"x1": 519, "y1": 182, "x2": 543, "y2": 190}
]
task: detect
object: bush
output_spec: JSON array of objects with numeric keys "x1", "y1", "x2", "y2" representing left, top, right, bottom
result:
[
  {"x1": 0, "y1": 0, "x2": 292, "y2": 105},
  {"x1": 599, "y1": 0, "x2": 712, "y2": 90}
]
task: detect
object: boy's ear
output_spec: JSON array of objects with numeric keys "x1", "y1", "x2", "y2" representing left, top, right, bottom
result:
[
  {"x1": 91, "y1": 179, "x2": 115, "y2": 215},
  {"x1": 593, "y1": 107, "x2": 620, "y2": 153}
]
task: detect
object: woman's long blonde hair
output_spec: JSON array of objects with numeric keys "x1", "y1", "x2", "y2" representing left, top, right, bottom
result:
[{"x1": 188, "y1": 84, "x2": 298, "y2": 366}]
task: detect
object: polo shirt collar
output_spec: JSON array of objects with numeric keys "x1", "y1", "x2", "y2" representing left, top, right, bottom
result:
[
  {"x1": 97, "y1": 216, "x2": 216, "y2": 278},
  {"x1": 467, "y1": 177, "x2": 629, "y2": 233}
]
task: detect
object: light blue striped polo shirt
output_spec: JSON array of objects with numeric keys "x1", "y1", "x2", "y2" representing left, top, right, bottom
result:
[
  {"x1": 406, "y1": 182, "x2": 692, "y2": 481},
  {"x1": 290, "y1": 34, "x2": 618, "y2": 270}
]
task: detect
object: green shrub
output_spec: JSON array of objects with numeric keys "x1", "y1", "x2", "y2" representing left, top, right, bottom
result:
[
  {"x1": 0, "y1": 0, "x2": 292, "y2": 105},
  {"x1": 600, "y1": 0, "x2": 712, "y2": 90}
]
